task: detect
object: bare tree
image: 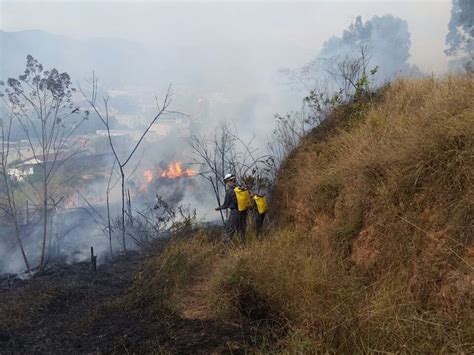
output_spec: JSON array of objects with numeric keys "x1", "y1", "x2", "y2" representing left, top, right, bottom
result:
[
  {"x1": 268, "y1": 110, "x2": 308, "y2": 168},
  {"x1": 0, "y1": 112, "x2": 30, "y2": 271},
  {"x1": 106, "y1": 160, "x2": 118, "y2": 257},
  {"x1": 190, "y1": 123, "x2": 271, "y2": 225},
  {"x1": 80, "y1": 74, "x2": 177, "y2": 251},
  {"x1": 190, "y1": 124, "x2": 234, "y2": 225},
  {"x1": 0, "y1": 55, "x2": 88, "y2": 271},
  {"x1": 325, "y1": 46, "x2": 367, "y2": 94},
  {"x1": 269, "y1": 46, "x2": 378, "y2": 171},
  {"x1": 268, "y1": 95, "x2": 331, "y2": 171}
]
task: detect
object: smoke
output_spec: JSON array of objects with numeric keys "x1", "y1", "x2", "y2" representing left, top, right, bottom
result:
[
  {"x1": 296, "y1": 14, "x2": 420, "y2": 91},
  {"x1": 0, "y1": 3, "x2": 454, "y2": 276},
  {"x1": 0, "y1": 236, "x2": 27, "y2": 275},
  {"x1": 445, "y1": 0, "x2": 473, "y2": 71}
]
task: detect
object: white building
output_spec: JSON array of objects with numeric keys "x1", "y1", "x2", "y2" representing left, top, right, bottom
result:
[{"x1": 7, "y1": 157, "x2": 41, "y2": 181}]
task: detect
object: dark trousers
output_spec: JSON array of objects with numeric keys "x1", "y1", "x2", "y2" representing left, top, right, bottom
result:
[
  {"x1": 224, "y1": 209, "x2": 247, "y2": 244},
  {"x1": 238, "y1": 210, "x2": 248, "y2": 242},
  {"x1": 224, "y1": 209, "x2": 239, "y2": 243},
  {"x1": 255, "y1": 212, "x2": 266, "y2": 236}
]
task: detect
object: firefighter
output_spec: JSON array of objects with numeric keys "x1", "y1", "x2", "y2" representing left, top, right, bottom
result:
[
  {"x1": 215, "y1": 174, "x2": 250, "y2": 244},
  {"x1": 252, "y1": 192, "x2": 267, "y2": 237},
  {"x1": 215, "y1": 174, "x2": 242, "y2": 244}
]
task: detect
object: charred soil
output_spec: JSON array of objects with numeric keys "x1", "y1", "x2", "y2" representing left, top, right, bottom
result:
[{"x1": 0, "y1": 240, "x2": 255, "y2": 353}]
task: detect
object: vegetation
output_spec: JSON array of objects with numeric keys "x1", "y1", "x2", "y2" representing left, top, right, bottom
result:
[
  {"x1": 1, "y1": 2, "x2": 472, "y2": 352},
  {"x1": 2, "y1": 75, "x2": 472, "y2": 352},
  {"x1": 149, "y1": 75, "x2": 473, "y2": 352},
  {"x1": 1, "y1": 55, "x2": 88, "y2": 271},
  {"x1": 80, "y1": 75, "x2": 175, "y2": 252},
  {"x1": 191, "y1": 123, "x2": 272, "y2": 225}
]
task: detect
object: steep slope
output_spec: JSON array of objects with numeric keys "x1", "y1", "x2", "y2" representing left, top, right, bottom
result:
[{"x1": 204, "y1": 76, "x2": 473, "y2": 352}]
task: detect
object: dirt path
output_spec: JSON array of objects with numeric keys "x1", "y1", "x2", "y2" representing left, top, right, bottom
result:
[
  {"x1": 179, "y1": 278, "x2": 212, "y2": 320},
  {"x1": 164, "y1": 260, "x2": 255, "y2": 354},
  {"x1": 176, "y1": 260, "x2": 222, "y2": 321}
]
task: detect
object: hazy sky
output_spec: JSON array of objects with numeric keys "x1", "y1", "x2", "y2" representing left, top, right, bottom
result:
[{"x1": 1, "y1": 1, "x2": 452, "y2": 73}]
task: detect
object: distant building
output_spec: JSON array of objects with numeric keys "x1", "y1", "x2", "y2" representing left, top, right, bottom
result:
[
  {"x1": 7, "y1": 157, "x2": 41, "y2": 181},
  {"x1": 149, "y1": 117, "x2": 191, "y2": 138}
]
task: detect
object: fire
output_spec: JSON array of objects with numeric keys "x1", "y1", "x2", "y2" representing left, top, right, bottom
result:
[
  {"x1": 139, "y1": 163, "x2": 196, "y2": 192},
  {"x1": 140, "y1": 169, "x2": 154, "y2": 192},
  {"x1": 160, "y1": 161, "x2": 196, "y2": 179},
  {"x1": 143, "y1": 169, "x2": 153, "y2": 183}
]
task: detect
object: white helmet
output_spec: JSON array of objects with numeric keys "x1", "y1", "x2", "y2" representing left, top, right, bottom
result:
[{"x1": 223, "y1": 173, "x2": 235, "y2": 183}]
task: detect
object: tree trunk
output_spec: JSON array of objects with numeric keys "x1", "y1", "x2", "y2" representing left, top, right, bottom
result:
[
  {"x1": 13, "y1": 212, "x2": 30, "y2": 271},
  {"x1": 127, "y1": 189, "x2": 132, "y2": 226},
  {"x1": 106, "y1": 189, "x2": 113, "y2": 258},
  {"x1": 7, "y1": 183, "x2": 30, "y2": 271},
  {"x1": 40, "y1": 175, "x2": 48, "y2": 271},
  {"x1": 120, "y1": 167, "x2": 126, "y2": 251},
  {"x1": 0, "y1": 123, "x2": 30, "y2": 271}
]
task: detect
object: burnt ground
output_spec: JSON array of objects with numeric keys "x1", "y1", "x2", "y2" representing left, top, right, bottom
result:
[{"x1": 0, "y1": 243, "x2": 255, "y2": 354}]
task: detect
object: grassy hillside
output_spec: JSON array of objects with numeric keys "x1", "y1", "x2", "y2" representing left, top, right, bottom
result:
[
  {"x1": 38, "y1": 75, "x2": 470, "y2": 353},
  {"x1": 148, "y1": 75, "x2": 473, "y2": 352}
]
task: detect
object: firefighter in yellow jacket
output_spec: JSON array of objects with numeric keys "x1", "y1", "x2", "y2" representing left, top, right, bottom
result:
[{"x1": 215, "y1": 174, "x2": 250, "y2": 244}]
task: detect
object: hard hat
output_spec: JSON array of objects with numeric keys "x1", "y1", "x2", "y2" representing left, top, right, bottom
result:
[{"x1": 223, "y1": 173, "x2": 235, "y2": 182}]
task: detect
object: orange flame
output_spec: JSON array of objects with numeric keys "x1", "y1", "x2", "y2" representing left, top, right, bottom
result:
[
  {"x1": 139, "y1": 169, "x2": 154, "y2": 192},
  {"x1": 144, "y1": 169, "x2": 153, "y2": 183},
  {"x1": 160, "y1": 161, "x2": 196, "y2": 179}
]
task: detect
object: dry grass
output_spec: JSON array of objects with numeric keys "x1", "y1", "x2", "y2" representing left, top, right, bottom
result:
[
  {"x1": 116, "y1": 76, "x2": 473, "y2": 352},
  {"x1": 1, "y1": 76, "x2": 472, "y2": 352},
  {"x1": 201, "y1": 76, "x2": 473, "y2": 352},
  {"x1": 118, "y1": 231, "x2": 221, "y2": 316}
]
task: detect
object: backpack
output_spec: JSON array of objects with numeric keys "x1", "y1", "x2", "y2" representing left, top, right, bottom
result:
[
  {"x1": 253, "y1": 194, "x2": 267, "y2": 214},
  {"x1": 234, "y1": 187, "x2": 252, "y2": 212}
]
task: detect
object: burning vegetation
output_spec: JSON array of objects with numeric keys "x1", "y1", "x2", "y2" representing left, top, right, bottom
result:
[
  {"x1": 160, "y1": 161, "x2": 197, "y2": 179},
  {"x1": 139, "y1": 161, "x2": 197, "y2": 192}
]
